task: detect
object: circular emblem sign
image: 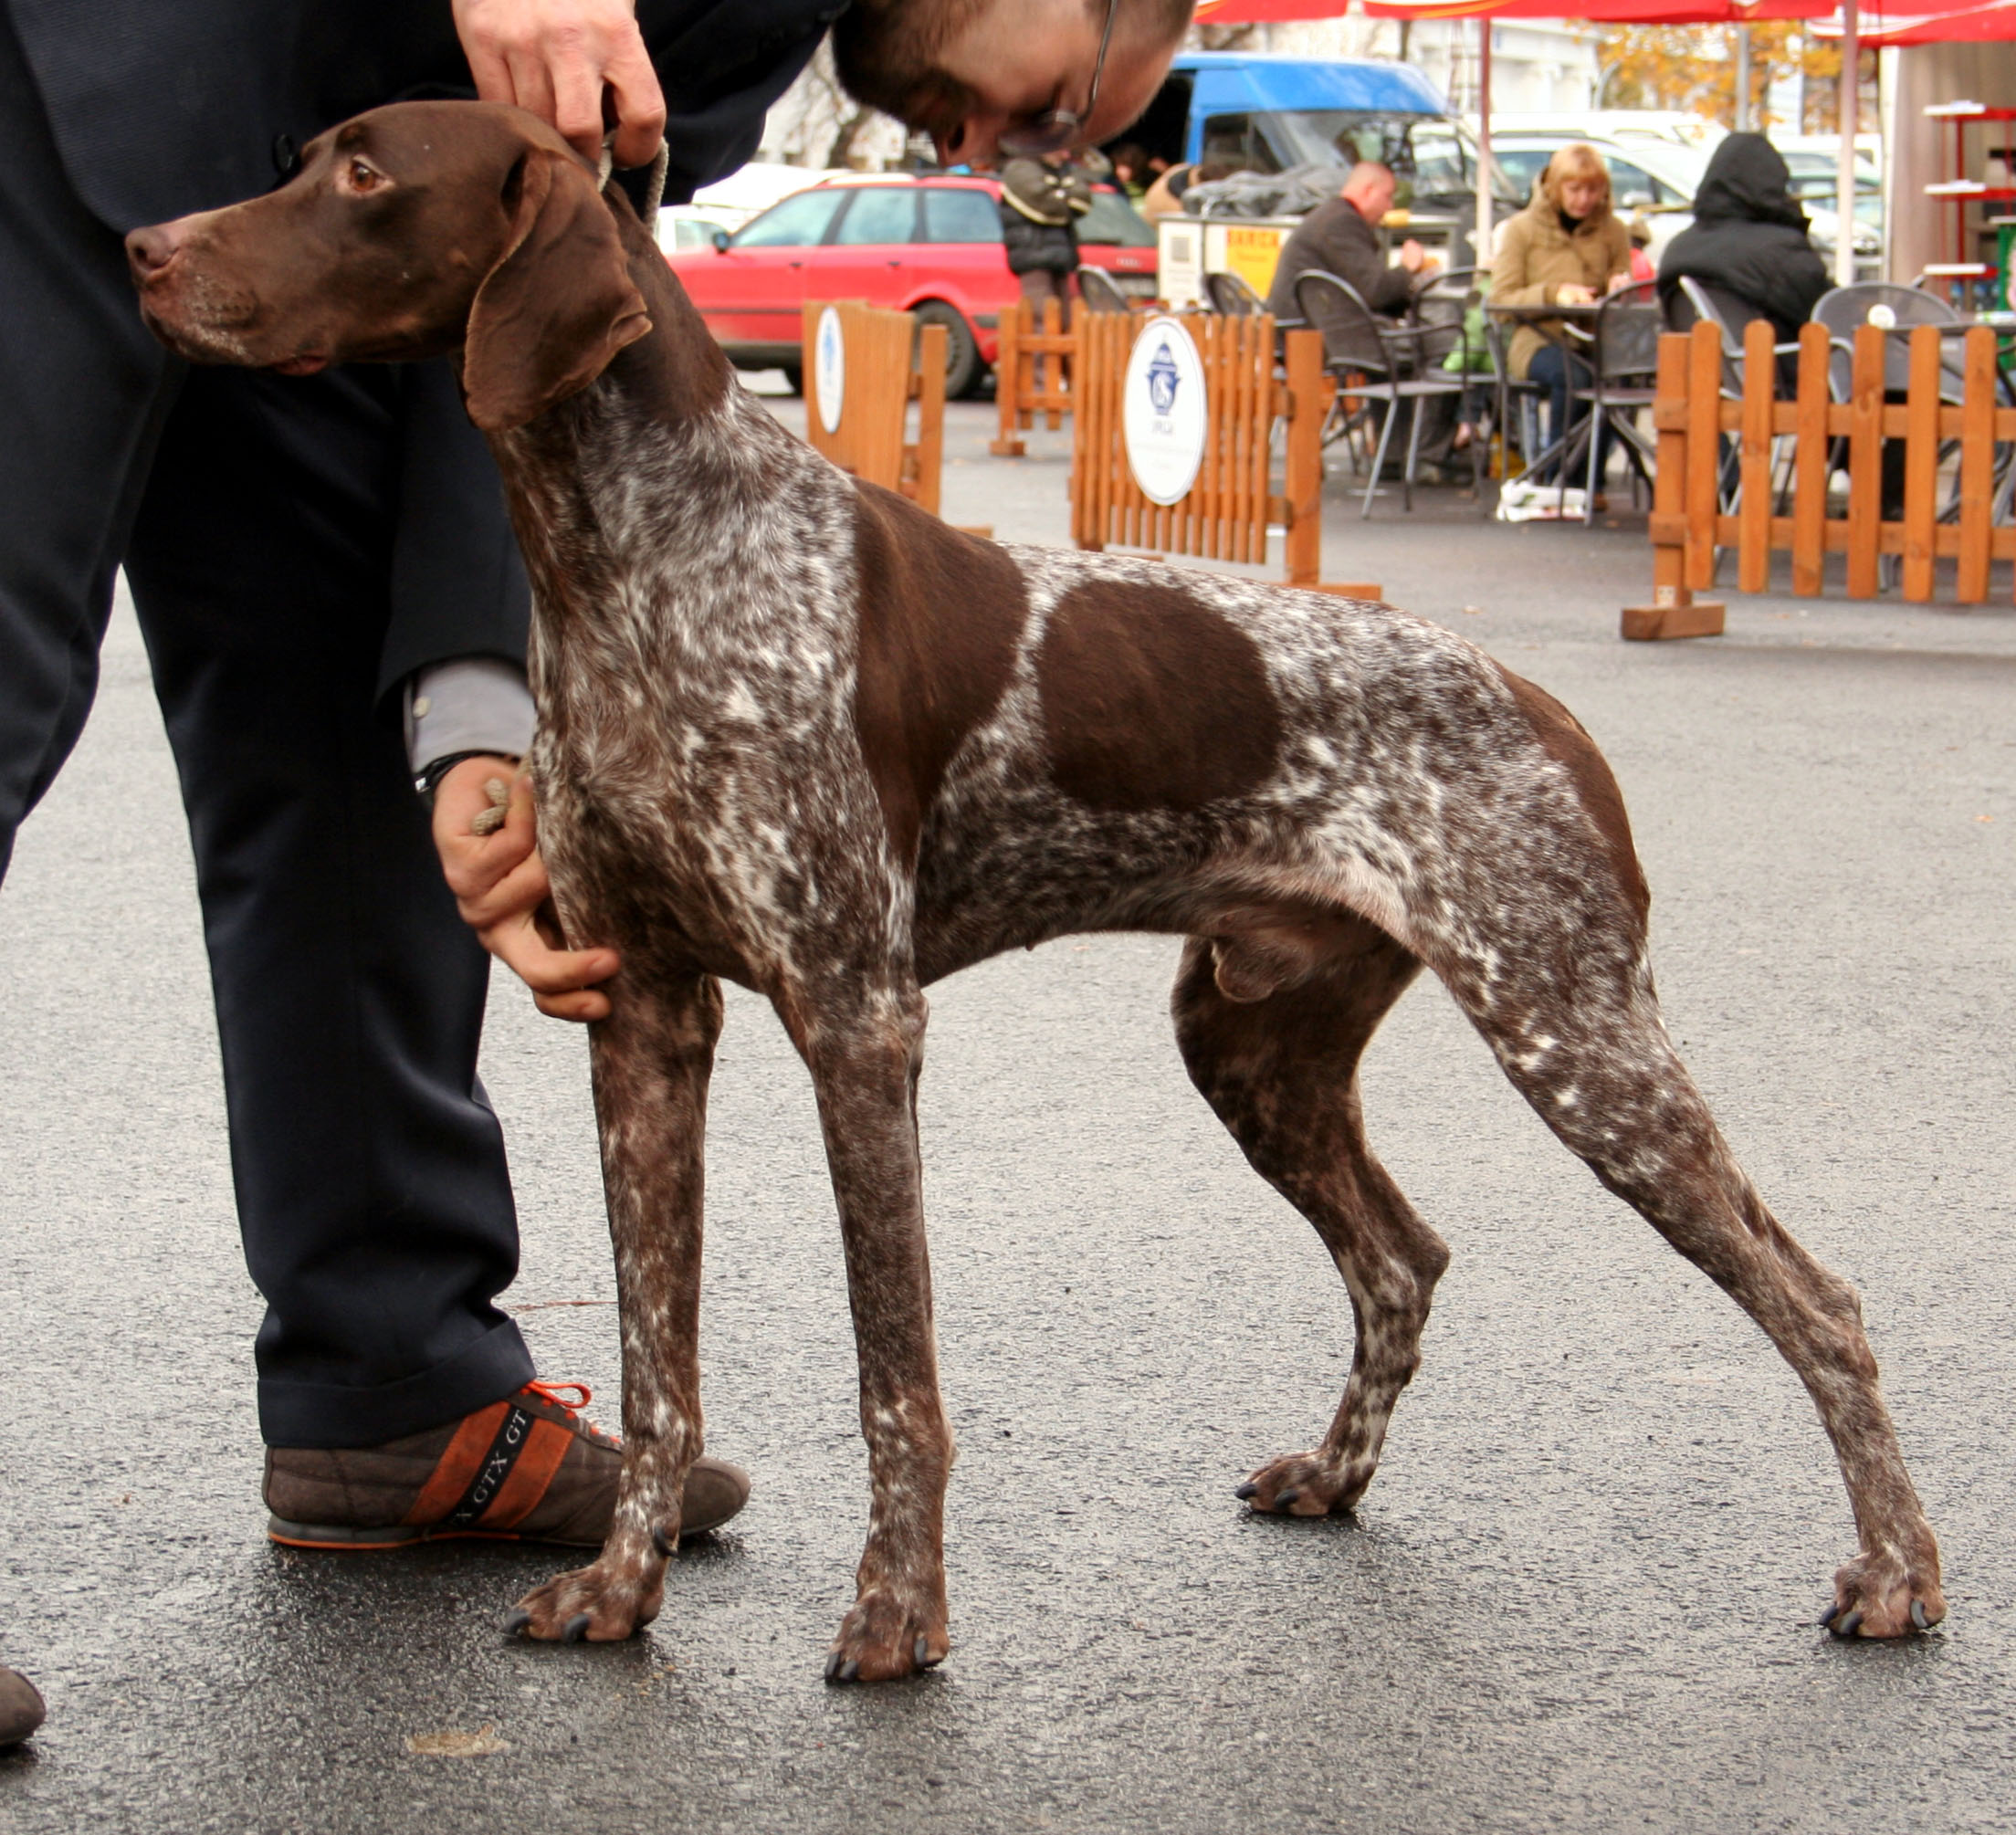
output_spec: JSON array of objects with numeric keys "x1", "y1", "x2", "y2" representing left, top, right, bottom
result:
[
  {"x1": 1122, "y1": 315, "x2": 1208, "y2": 507},
  {"x1": 814, "y1": 305, "x2": 845, "y2": 435}
]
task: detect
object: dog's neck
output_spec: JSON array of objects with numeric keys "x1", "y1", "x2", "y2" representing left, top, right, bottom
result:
[
  {"x1": 480, "y1": 198, "x2": 848, "y2": 694},
  {"x1": 598, "y1": 198, "x2": 740, "y2": 426}
]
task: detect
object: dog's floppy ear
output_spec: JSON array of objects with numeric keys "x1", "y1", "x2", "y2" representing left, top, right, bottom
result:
[{"x1": 463, "y1": 148, "x2": 652, "y2": 432}]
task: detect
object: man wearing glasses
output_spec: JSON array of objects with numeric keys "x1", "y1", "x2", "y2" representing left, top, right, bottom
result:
[{"x1": 0, "y1": 0, "x2": 1191, "y2": 1746}]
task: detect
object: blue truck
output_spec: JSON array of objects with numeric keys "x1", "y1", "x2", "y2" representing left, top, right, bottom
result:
[
  {"x1": 1111, "y1": 50, "x2": 1496, "y2": 211},
  {"x1": 1108, "y1": 52, "x2": 1518, "y2": 300}
]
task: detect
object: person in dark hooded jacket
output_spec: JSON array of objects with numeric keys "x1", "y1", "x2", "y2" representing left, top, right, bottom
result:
[{"x1": 1657, "y1": 133, "x2": 1831, "y2": 341}]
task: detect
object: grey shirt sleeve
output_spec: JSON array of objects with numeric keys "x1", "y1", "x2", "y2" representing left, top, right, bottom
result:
[{"x1": 404, "y1": 655, "x2": 537, "y2": 774}]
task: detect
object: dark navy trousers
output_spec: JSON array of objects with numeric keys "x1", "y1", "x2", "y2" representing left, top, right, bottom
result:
[{"x1": 0, "y1": 10, "x2": 536, "y2": 1445}]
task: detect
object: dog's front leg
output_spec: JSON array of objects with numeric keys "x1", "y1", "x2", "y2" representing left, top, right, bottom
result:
[
  {"x1": 793, "y1": 977, "x2": 953, "y2": 1683},
  {"x1": 510, "y1": 970, "x2": 723, "y2": 1643}
]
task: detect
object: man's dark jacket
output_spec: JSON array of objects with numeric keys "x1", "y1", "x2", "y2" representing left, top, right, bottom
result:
[
  {"x1": 999, "y1": 155, "x2": 1092, "y2": 278},
  {"x1": 1265, "y1": 194, "x2": 1412, "y2": 321},
  {"x1": 4, "y1": 0, "x2": 840, "y2": 687},
  {"x1": 8, "y1": 0, "x2": 843, "y2": 228},
  {"x1": 1657, "y1": 132, "x2": 1831, "y2": 342}
]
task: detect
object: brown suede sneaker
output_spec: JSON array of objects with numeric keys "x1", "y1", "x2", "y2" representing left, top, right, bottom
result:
[
  {"x1": 0, "y1": 1665, "x2": 44, "y2": 1747},
  {"x1": 264, "y1": 1380, "x2": 748, "y2": 1549}
]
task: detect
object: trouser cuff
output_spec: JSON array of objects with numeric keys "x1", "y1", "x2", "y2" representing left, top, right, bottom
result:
[{"x1": 258, "y1": 1319, "x2": 537, "y2": 1449}]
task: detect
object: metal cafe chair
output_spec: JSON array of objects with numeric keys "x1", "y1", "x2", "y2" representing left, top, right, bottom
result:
[
  {"x1": 1670, "y1": 275, "x2": 1805, "y2": 394},
  {"x1": 1074, "y1": 266, "x2": 1132, "y2": 314},
  {"x1": 1412, "y1": 263, "x2": 1489, "y2": 501},
  {"x1": 1666, "y1": 275, "x2": 1808, "y2": 513},
  {"x1": 1482, "y1": 302, "x2": 1547, "y2": 496},
  {"x1": 1811, "y1": 281, "x2": 1962, "y2": 398},
  {"x1": 1292, "y1": 268, "x2": 1467, "y2": 517},
  {"x1": 1203, "y1": 269, "x2": 1266, "y2": 316},
  {"x1": 1811, "y1": 280, "x2": 2016, "y2": 527},
  {"x1": 1564, "y1": 277, "x2": 1663, "y2": 522}
]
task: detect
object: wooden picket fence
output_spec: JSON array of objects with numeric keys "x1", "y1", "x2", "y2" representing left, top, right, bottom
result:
[
  {"x1": 1069, "y1": 313, "x2": 1374, "y2": 593},
  {"x1": 800, "y1": 300, "x2": 946, "y2": 516},
  {"x1": 990, "y1": 297, "x2": 1076, "y2": 456},
  {"x1": 1644, "y1": 317, "x2": 2015, "y2": 624}
]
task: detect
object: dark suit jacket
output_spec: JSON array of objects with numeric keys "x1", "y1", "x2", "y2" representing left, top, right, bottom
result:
[
  {"x1": 1266, "y1": 195, "x2": 1413, "y2": 323},
  {"x1": 8, "y1": 0, "x2": 844, "y2": 228},
  {"x1": 5, "y1": 0, "x2": 839, "y2": 691}
]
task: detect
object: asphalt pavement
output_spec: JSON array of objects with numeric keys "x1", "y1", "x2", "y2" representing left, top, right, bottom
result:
[{"x1": 1, "y1": 397, "x2": 2012, "y2": 1834}]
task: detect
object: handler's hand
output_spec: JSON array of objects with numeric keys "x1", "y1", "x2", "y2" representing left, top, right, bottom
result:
[
  {"x1": 433, "y1": 755, "x2": 621, "y2": 1022},
  {"x1": 452, "y1": 0, "x2": 667, "y2": 167}
]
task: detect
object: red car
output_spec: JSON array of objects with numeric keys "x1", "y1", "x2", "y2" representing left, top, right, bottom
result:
[{"x1": 664, "y1": 172, "x2": 1158, "y2": 397}]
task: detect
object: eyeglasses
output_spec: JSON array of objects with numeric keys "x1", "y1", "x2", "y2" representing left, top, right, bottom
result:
[{"x1": 995, "y1": 0, "x2": 1118, "y2": 160}]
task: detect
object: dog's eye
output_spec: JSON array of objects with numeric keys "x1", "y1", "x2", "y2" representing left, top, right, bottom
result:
[{"x1": 346, "y1": 158, "x2": 385, "y2": 194}]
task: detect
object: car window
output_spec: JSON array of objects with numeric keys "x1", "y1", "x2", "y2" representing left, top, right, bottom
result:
[
  {"x1": 1078, "y1": 187, "x2": 1154, "y2": 246},
  {"x1": 1201, "y1": 111, "x2": 1272, "y2": 173},
  {"x1": 1785, "y1": 171, "x2": 1885, "y2": 227},
  {"x1": 730, "y1": 188, "x2": 846, "y2": 248},
  {"x1": 1492, "y1": 147, "x2": 1551, "y2": 200},
  {"x1": 1608, "y1": 159, "x2": 1658, "y2": 209},
  {"x1": 831, "y1": 186, "x2": 918, "y2": 245},
  {"x1": 1406, "y1": 124, "x2": 1471, "y2": 199},
  {"x1": 1492, "y1": 143, "x2": 1691, "y2": 209},
  {"x1": 920, "y1": 187, "x2": 1000, "y2": 244}
]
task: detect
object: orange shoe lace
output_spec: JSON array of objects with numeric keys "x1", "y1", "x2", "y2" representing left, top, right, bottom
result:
[{"x1": 521, "y1": 1379, "x2": 619, "y2": 1445}]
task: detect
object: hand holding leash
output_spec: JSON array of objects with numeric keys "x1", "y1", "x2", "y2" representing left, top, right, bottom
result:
[{"x1": 452, "y1": 0, "x2": 667, "y2": 168}]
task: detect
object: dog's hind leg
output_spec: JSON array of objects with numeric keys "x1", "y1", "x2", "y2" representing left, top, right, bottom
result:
[
  {"x1": 1172, "y1": 922, "x2": 1450, "y2": 1518},
  {"x1": 787, "y1": 972, "x2": 954, "y2": 1683},
  {"x1": 510, "y1": 970, "x2": 724, "y2": 1643},
  {"x1": 1442, "y1": 928, "x2": 1943, "y2": 1638}
]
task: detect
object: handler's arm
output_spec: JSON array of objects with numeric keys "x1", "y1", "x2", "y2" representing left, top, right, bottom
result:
[
  {"x1": 410, "y1": 661, "x2": 617, "y2": 1022},
  {"x1": 433, "y1": 760, "x2": 620, "y2": 1022},
  {"x1": 452, "y1": 0, "x2": 667, "y2": 167}
]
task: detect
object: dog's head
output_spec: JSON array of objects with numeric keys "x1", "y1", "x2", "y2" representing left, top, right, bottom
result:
[{"x1": 128, "y1": 101, "x2": 654, "y2": 430}]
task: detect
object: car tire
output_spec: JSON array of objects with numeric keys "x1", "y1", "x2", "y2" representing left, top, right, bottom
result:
[{"x1": 911, "y1": 301, "x2": 982, "y2": 400}]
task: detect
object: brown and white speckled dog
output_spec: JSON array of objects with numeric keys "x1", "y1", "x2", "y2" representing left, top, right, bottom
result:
[{"x1": 128, "y1": 100, "x2": 1944, "y2": 1680}]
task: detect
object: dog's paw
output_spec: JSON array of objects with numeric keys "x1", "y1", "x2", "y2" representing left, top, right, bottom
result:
[
  {"x1": 1233, "y1": 1449, "x2": 1363, "y2": 1518},
  {"x1": 822, "y1": 1587, "x2": 949, "y2": 1684},
  {"x1": 1822, "y1": 1537, "x2": 1945, "y2": 1640},
  {"x1": 505, "y1": 1554, "x2": 664, "y2": 1644}
]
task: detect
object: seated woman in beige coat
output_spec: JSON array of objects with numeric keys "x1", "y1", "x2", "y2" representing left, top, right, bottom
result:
[{"x1": 1489, "y1": 143, "x2": 1634, "y2": 490}]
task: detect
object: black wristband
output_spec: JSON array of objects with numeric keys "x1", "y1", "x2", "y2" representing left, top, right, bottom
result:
[{"x1": 415, "y1": 750, "x2": 512, "y2": 808}]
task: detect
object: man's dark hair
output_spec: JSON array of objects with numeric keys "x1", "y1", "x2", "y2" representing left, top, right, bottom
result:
[{"x1": 834, "y1": 0, "x2": 1195, "y2": 139}]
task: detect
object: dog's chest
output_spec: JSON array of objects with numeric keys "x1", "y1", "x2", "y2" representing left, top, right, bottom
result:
[{"x1": 531, "y1": 604, "x2": 895, "y2": 983}]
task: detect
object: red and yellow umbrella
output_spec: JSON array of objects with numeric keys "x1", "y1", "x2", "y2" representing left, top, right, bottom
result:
[
  {"x1": 1814, "y1": 0, "x2": 2016, "y2": 37},
  {"x1": 1195, "y1": 0, "x2": 1832, "y2": 19}
]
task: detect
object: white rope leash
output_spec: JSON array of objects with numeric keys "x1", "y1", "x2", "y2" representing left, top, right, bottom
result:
[{"x1": 597, "y1": 136, "x2": 670, "y2": 215}]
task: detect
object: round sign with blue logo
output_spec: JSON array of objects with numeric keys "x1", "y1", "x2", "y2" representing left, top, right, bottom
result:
[
  {"x1": 1122, "y1": 315, "x2": 1208, "y2": 507},
  {"x1": 814, "y1": 305, "x2": 845, "y2": 435}
]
